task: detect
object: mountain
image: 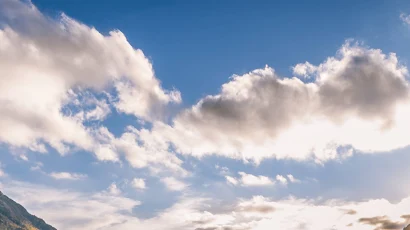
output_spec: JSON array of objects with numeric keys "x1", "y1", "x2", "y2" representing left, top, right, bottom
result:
[{"x1": 0, "y1": 191, "x2": 56, "y2": 230}]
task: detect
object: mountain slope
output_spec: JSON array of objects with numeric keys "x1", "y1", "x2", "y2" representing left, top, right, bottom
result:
[{"x1": 0, "y1": 191, "x2": 56, "y2": 230}]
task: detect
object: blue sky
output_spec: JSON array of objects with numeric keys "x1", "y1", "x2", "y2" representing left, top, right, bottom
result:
[{"x1": 2, "y1": 0, "x2": 410, "y2": 229}]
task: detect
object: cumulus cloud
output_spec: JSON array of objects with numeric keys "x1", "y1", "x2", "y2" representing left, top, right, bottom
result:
[
  {"x1": 161, "y1": 177, "x2": 187, "y2": 191},
  {"x1": 236, "y1": 196, "x2": 275, "y2": 214},
  {"x1": 85, "y1": 100, "x2": 111, "y2": 121},
  {"x1": 142, "y1": 41, "x2": 410, "y2": 163},
  {"x1": 107, "y1": 183, "x2": 121, "y2": 195},
  {"x1": 225, "y1": 172, "x2": 301, "y2": 187},
  {"x1": 293, "y1": 61, "x2": 317, "y2": 78},
  {"x1": 286, "y1": 174, "x2": 300, "y2": 183},
  {"x1": 94, "y1": 126, "x2": 188, "y2": 176},
  {"x1": 131, "y1": 178, "x2": 146, "y2": 190},
  {"x1": 275, "y1": 175, "x2": 287, "y2": 185},
  {"x1": 71, "y1": 91, "x2": 112, "y2": 122},
  {"x1": 225, "y1": 176, "x2": 239, "y2": 186},
  {"x1": 226, "y1": 172, "x2": 274, "y2": 187},
  {"x1": 4, "y1": 2, "x2": 410, "y2": 230},
  {"x1": 0, "y1": 0, "x2": 180, "y2": 155},
  {"x1": 238, "y1": 172, "x2": 274, "y2": 186},
  {"x1": 3, "y1": 0, "x2": 410, "y2": 176},
  {"x1": 49, "y1": 171, "x2": 87, "y2": 180}
]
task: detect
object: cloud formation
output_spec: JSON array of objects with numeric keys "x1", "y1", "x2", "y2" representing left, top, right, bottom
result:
[
  {"x1": 161, "y1": 177, "x2": 188, "y2": 191},
  {"x1": 3, "y1": 0, "x2": 410, "y2": 173},
  {"x1": 94, "y1": 126, "x2": 188, "y2": 176},
  {"x1": 0, "y1": 0, "x2": 180, "y2": 155},
  {"x1": 2, "y1": 2, "x2": 410, "y2": 230},
  {"x1": 225, "y1": 172, "x2": 299, "y2": 187},
  {"x1": 131, "y1": 178, "x2": 146, "y2": 190},
  {"x1": 49, "y1": 172, "x2": 87, "y2": 180},
  {"x1": 275, "y1": 175, "x2": 287, "y2": 185},
  {"x1": 236, "y1": 172, "x2": 274, "y2": 186},
  {"x1": 107, "y1": 183, "x2": 121, "y2": 195},
  {"x1": 0, "y1": 181, "x2": 140, "y2": 230},
  {"x1": 5, "y1": 180, "x2": 410, "y2": 230},
  {"x1": 141, "y1": 42, "x2": 410, "y2": 163}
]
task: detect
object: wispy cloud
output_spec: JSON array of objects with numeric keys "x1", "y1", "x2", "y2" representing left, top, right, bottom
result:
[
  {"x1": 401, "y1": 13, "x2": 410, "y2": 25},
  {"x1": 49, "y1": 172, "x2": 87, "y2": 180}
]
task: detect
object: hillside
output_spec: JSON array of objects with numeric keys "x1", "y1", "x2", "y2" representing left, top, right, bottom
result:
[{"x1": 0, "y1": 191, "x2": 56, "y2": 230}]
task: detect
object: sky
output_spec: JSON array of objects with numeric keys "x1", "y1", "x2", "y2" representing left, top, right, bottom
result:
[{"x1": 2, "y1": 0, "x2": 410, "y2": 229}]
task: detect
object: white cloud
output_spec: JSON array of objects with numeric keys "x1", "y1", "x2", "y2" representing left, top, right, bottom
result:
[
  {"x1": 30, "y1": 161, "x2": 43, "y2": 171},
  {"x1": 107, "y1": 183, "x2": 121, "y2": 195},
  {"x1": 225, "y1": 175, "x2": 239, "y2": 185},
  {"x1": 227, "y1": 172, "x2": 300, "y2": 187},
  {"x1": 114, "y1": 80, "x2": 181, "y2": 121},
  {"x1": 401, "y1": 13, "x2": 410, "y2": 25},
  {"x1": 94, "y1": 126, "x2": 188, "y2": 176},
  {"x1": 108, "y1": 195, "x2": 410, "y2": 230},
  {"x1": 293, "y1": 61, "x2": 317, "y2": 78},
  {"x1": 0, "y1": 180, "x2": 140, "y2": 230},
  {"x1": 0, "y1": 0, "x2": 180, "y2": 156},
  {"x1": 229, "y1": 173, "x2": 300, "y2": 187},
  {"x1": 82, "y1": 95, "x2": 111, "y2": 121},
  {"x1": 94, "y1": 144, "x2": 119, "y2": 162},
  {"x1": 131, "y1": 178, "x2": 146, "y2": 190},
  {"x1": 286, "y1": 174, "x2": 300, "y2": 183},
  {"x1": 2, "y1": 2, "x2": 410, "y2": 230},
  {"x1": 226, "y1": 172, "x2": 274, "y2": 187},
  {"x1": 276, "y1": 175, "x2": 288, "y2": 185},
  {"x1": 143, "y1": 41, "x2": 410, "y2": 164},
  {"x1": 239, "y1": 172, "x2": 274, "y2": 186},
  {"x1": 215, "y1": 164, "x2": 230, "y2": 175},
  {"x1": 4, "y1": 180, "x2": 410, "y2": 230},
  {"x1": 49, "y1": 172, "x2": 87, "y2": 180},
  {"x1": 161, "y1": 177, "x2": 187, "y2": 191},
  {"x1": 101, "y1": 197, "x2": 223, "y2": 230},
  {"x1": 3, "y1": 0, "x2": 410, "y2": 179},
  {"x1": 30, "y1": 166, "x2": 41, "y2": 172},
  {"x1": 19, "y1": 154, "x2": 28, "y2": 161}
]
